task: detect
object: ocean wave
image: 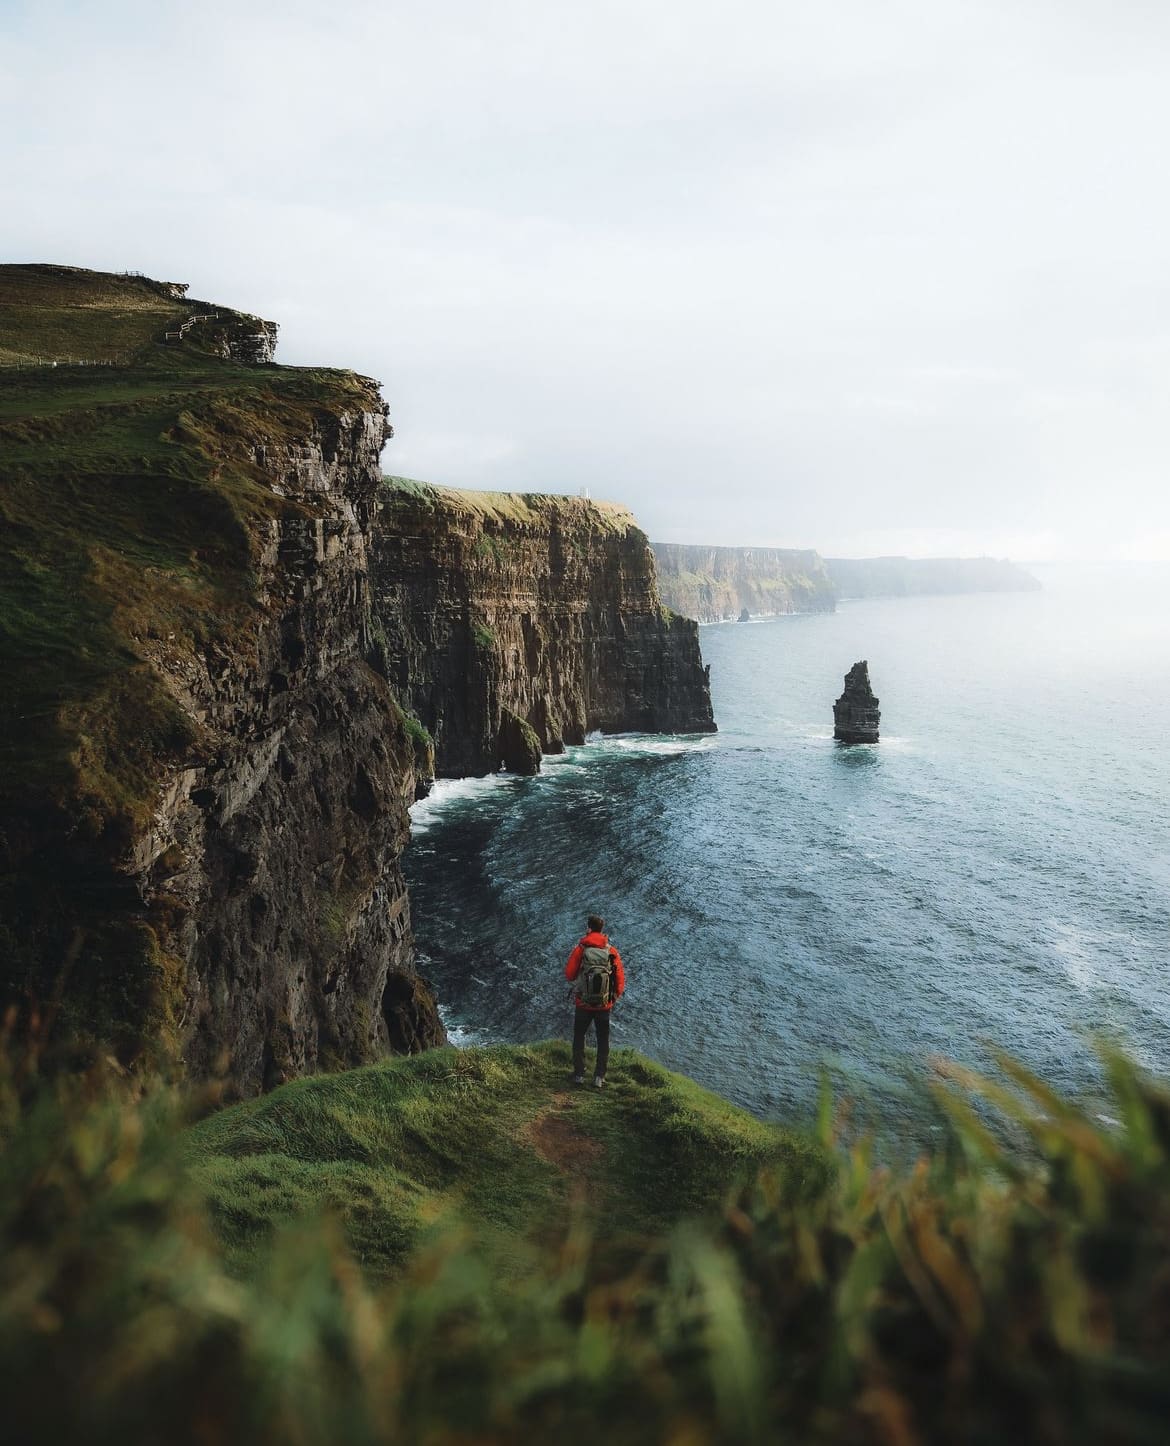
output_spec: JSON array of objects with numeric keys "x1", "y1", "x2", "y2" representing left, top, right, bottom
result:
[
  {"x1": 409, "y1": 772, "x2": 518, "y2": 832},
  {"x1": 576, "y1": 732, "x2": 718, "y2": 759},
  {"x1": 437, "y1": 1005, "x2": 487, "y2": 1049}
]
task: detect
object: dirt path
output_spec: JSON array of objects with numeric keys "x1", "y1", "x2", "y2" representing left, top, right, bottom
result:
[{"x1": 524, "y1": 1091, "x2": 604, "y2": 1181}]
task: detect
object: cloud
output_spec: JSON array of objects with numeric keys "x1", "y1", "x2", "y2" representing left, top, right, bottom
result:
[{"x1": 4, "y1": 0, "x2": 1170, "y2": 558}]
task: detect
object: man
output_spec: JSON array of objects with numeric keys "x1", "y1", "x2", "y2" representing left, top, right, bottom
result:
[{"x1": 564, "y1": 914, "x2": 625, "y2": 1089}]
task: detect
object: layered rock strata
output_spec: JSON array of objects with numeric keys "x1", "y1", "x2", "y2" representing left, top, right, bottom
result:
[
  {"x1": 0, "y1": 267, "x2": 718, "y2": 1095},
  {"x1": 3, "y1": 376, "x2": 446, "y2": 1093},
  {"x1": 167, "y1": 401, "x2": 448, "y2": 1090},
  {"x1": 652, "y1": 543, "x2": 835, "y2": 623},
  {"x1": 371, "y1": 484, "x2": 716, "y2": 777},
  {"x1": 834, "y1": 661, "x2": 881, "y2": 743},
  {"x1": 0, "y1": 270, "x2": 438, "y2": 1093}
]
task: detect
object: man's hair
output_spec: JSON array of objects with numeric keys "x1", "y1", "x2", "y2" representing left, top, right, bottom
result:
[{"x1": 587, "y1": 914, "x2": 605, "y2": 933}]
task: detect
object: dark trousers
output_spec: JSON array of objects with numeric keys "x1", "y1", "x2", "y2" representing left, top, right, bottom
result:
[{"x1": 572, "y1": 1009, "x2": 611, "y2": 1079}]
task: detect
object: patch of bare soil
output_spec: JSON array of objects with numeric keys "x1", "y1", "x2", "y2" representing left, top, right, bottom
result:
[{"x1": 525, "y1": 1092, "x2": 604, "y2": 1177}]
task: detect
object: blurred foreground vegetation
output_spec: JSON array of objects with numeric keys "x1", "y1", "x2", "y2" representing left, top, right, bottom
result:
[{"x1": 3, "y1": 1032, "x2": 1170, "y2": 1445}]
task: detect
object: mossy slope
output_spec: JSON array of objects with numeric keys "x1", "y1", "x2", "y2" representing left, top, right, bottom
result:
[
  {"x1": 8, "y1": 1038, "x2": 1170, "y2": 1445},
  {"x1": 185, "y1": 1041, "x2": 823, "y2": 1277}
]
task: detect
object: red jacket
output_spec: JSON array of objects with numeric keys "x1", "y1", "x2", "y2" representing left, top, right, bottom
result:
[{"x1": 565, "y1": 932, "x2": 625, "y2": 1011}]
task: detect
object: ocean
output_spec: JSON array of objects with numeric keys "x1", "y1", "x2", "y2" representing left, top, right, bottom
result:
[{"x1": 404, "y1": 563, "x2": 1170, "y2": 1147}]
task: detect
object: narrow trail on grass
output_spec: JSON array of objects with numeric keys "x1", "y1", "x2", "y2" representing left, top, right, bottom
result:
[{"x1": 524, "y1": 1091, "x2": 604, "y2": 1193}]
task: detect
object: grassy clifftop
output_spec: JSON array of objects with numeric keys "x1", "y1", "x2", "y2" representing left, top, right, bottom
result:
[
  {"x1": 383, "y1": 475, "x2": 638, "y2": 534},
  {"x1": 0, "y1": 264, "x2": 192, "y2": 366},
  {"x1": 0, "y1": 267, "x2": 390, "y2": 1054},
  {"x1": 0, "y1": 265, "x2": 400, "y2": 1074},
  {"x1": 6, "y1": 1038, "x2": 1170, "y2": 1444},
  {"x1": 186, "y1": 1040, "x2": 820, "y2": 1278}
]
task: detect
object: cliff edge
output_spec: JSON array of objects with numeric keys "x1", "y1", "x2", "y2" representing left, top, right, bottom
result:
[{"x1": 0, "y1": 266, "x2": 714, "y2": 1092}]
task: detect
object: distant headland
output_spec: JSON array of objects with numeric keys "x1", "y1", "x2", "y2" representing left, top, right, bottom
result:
[{"x1": 651, "y1": 542, "x2": 1039, "y2": 622}]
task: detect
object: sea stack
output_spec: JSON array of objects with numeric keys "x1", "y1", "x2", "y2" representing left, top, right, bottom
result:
[{"x1": 834, "y1": 660, "x2": 880, "y2": 743}]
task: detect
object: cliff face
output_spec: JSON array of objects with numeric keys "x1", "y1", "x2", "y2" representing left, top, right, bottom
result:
[
  {"x1": 0, "y1": 267, "x2": 444, "y2": 1092},
  {"x1": 652, "y1": 543, "x2": 835, "y2": 623},
  {"x1": 0, "y1": 267, "x2": 716, "y2": 1094},
  {"x1": 371, "y1": 483, "x2": 716, "y2": 776},
  {"x1": 826, "y1": 556, "x2": 1040, "y2": 598},
  {"x1": 152, "y1": 404, "x2": 449, "y2": 1091}
]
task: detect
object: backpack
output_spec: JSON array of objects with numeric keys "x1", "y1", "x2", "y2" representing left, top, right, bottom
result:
[{"x1": 575, "y1": 943, "x2": 614, "y2": 1007}]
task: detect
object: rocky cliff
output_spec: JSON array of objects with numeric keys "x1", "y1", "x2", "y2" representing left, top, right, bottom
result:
[
  {"x1": 651, "y1": 543, "x2": 835, "y2": 623},
  {"x1": 826, "y1": 555, "x2": 1040, "y2": 598},
  {"x1": 372, "y1": 484, "x2": 716, "y2": 776},
  {"x1": 0, "y1": 266, "x2": 715, "y2": 1094}
]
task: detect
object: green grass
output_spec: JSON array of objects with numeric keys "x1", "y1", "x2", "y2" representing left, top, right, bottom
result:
[
  {"x1": 383, "y1": 474, "x2": 638, "y2": 533},
  {"x1": 7, "y1": 1038, "x2": 1170, "y2": 1444},
  {"x1": 184, "y1": 1042, "x2": 817, "y2": 1278},
  {"x1": 397, "y1": 707, "x2": 432, "y2": 752},
  {"x1": 0, "y1": 264, "x2": 190, "y2": 365}
]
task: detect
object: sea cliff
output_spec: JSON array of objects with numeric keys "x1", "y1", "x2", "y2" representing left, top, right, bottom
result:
[
  {"x1": 652, "y1": 542, "x2": 1039, "y2": 621},
  {"x1": 651, "y1": 542, "x2": 835, "y2": 623},
  {"x1": 0, "y1": 265, "x2": 714, "y2": 1093},
  {"x1": 373, "y1": 482, "x2": 715, "y2": 776}
]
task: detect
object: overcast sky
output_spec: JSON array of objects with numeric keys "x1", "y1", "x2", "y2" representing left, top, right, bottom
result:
[{"x1": 4, "y1": 0, "x2": 1170, "y2": 558}]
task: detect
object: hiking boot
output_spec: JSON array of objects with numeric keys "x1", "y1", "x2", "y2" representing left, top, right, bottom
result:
[
  {"x1": 593, "y1": 1076, "x2": 605, "y2": 1090},
  {"x1": 571, "y1": 1074, "x2": 584, "y2": 1086}
]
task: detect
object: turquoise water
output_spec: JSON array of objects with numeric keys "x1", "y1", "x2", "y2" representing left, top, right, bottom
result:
[{"x1": 405, "y1": 564, "x2": 1170, "y2": 1143}]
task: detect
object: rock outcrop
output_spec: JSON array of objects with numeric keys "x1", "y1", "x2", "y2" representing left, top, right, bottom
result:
[
  {"x1": 220, "y1": 315, "x2": 278, "y2": 364},
  {"x1": 0, "y1": 271, "x2": 442, "y2": 1091},
  {"x1": 370, "y1": 483, "x2": 716, "y2": 777},
  {"x1": 652, "y1": 543, "x2": 835, "y2": 623},
  {"x1": 834, "y1": 661, "x2": 881, "y2": 743},
  {"x1": 163, "y1": 398, "x2": 449, "y2": 1091}
]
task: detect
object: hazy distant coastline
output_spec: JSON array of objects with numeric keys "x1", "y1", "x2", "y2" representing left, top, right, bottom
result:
[
  {"x1": 825, "y1": 554, "x2": 1041, "y2": 600},
  {"x1": 652, "y1": 544, "x2": 1039, "y2": 622}
]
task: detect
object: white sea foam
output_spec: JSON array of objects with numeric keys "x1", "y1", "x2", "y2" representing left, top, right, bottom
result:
[
  {"x1": 409, "y1": 731, "x2": 713, "y2": 831},
  {"x1": 437, "y1": 1005, "x2": 486, "y2": 1049},
  {"x1": 409, "y1": 771, "x2": 516, "y2": 832},
  {"x1": 582, "y1": 732, "x2": 718, "y2": 758},
  {"x1": 1049, "y1": 921, "x2": 1103, "y2": 992}
]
